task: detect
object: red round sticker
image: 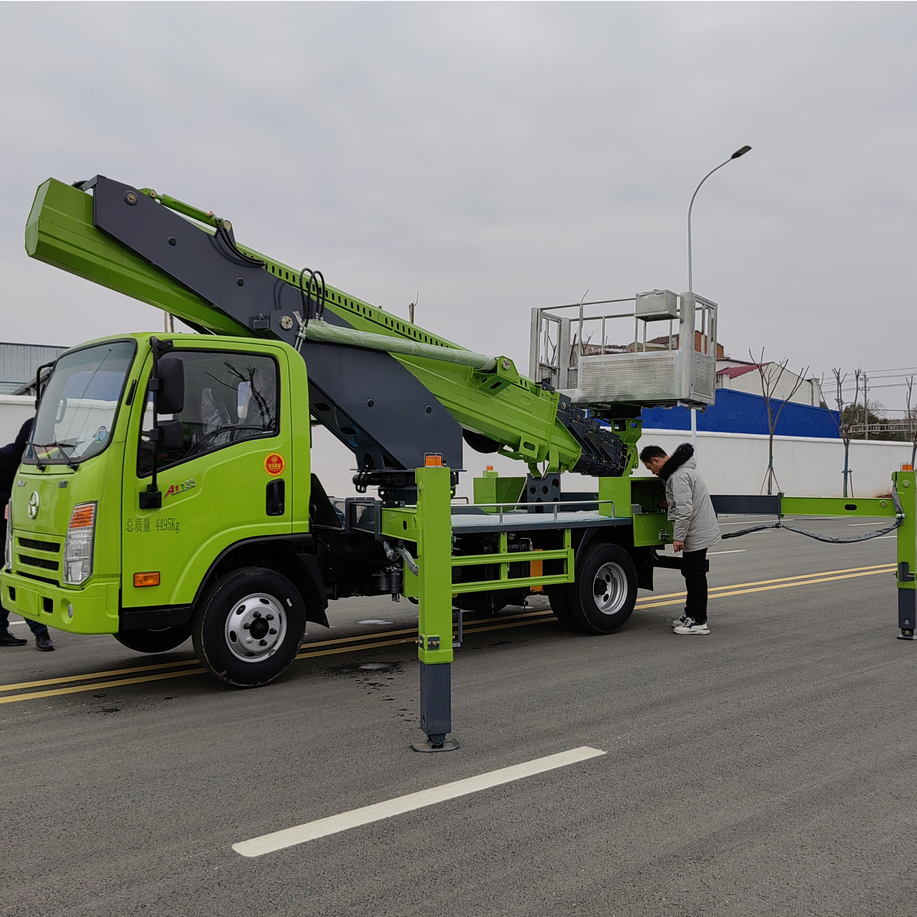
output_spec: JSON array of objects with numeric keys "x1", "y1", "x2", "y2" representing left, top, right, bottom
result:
[{"x1": 264, "y1": 453, "x2": 285, "y2": 476}]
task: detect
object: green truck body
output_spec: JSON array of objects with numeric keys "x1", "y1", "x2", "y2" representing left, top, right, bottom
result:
[
  {"x1": 4, "y1": 175, "x2": 669, "y2": 707},
  {"x1": 4, "y1": 174, "x2": 914, "y2": 748}
]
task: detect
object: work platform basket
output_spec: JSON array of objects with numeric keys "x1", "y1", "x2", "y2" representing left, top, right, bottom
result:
[{"x1": 528, "y1": 290, "x2": 718, "y2": 409}]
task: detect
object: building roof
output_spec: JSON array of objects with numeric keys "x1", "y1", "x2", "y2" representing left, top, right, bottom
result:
[
  {"x1": 0, "y1": 342, "x2": 68, "y2": 395},
  {"x1": 717, "y1": 364, "x2": 763, "y2": 380}
]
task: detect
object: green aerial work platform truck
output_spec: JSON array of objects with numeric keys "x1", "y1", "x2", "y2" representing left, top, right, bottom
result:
[{"x1": 4, "y1": 175, "x2": 915, "y2": 749}]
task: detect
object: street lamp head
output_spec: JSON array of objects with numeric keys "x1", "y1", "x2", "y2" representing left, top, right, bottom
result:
[{"x1": 731, "y1": 145, "x2": 752, "y2": 159}]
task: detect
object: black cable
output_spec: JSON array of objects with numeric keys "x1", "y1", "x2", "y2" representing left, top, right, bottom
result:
[
  {"x1": 298, "y1": 268, "x2": 327, "y2": 326},
  {"x1": 299, "y1": 268, "x2": 316, "y2": 325},
  {"x1": 721, "y1": 524, "x2": 777, "y2": 539},
  {"x1": 213, "y1": 220, "x2": 266, "y2": 268},
  {"x1": 354, "y1": 456, "x2": 373, "y2": 494},
  {"x1": 721, "y1": 484, "x2": 904, "y2": 545},
  {"x1": 217, "y1": 224, "x2": 264, "y2": 266},
  {"x1": 313, "y1": 270, "x2": 326, "y2": 321},
  {"x1": 779, "y1": 520, "x2": 901, "y2": 544}
]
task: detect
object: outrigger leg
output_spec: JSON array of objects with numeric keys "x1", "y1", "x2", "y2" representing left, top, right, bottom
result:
[{"x1": 411, "y1": 460, "x2": 459, "y2": 752}]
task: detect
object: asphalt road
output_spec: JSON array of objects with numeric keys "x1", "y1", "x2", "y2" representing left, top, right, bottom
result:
[{"x1": 2, "y1": 517, "x2": 913, "y2": 917}]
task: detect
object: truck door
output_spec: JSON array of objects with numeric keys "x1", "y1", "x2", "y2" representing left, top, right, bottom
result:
[{"x1": 121, "y1": 346, "x2": 292, "y2": 613}]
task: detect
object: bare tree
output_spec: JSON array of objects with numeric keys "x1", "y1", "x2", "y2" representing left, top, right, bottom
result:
[
  {"x1": 750, "y1": 349, "x2": 809, "y2": 495},
  {"x1": 906, "y1": 375, "x2": 917, "y2": 469},
  {"x1": 831, "y1": 367, "x2": 862, "y2": 497}
]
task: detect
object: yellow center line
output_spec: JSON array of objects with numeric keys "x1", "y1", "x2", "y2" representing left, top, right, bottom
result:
[
  {"x1": 297, "y1": 636, "x2": 419, "y2": 660},
  {"x1": 0, "y1": 669, "x2": 207, "y2": 704},
  {"x1": 1, "y1": 658, "x2": 203, "y2": 692},
  {"x1": 636, "y1": 568, "x2": 897, "y2": 609},
  {"x1": 0, "y1": 615, "x2": 547, "y2": 695},
  {"x1": 638, "y1": 562, "x2": 895, "y2": 605},
  {"x1": 0, "y1": 563, "x2": 899, "y2": 703}
]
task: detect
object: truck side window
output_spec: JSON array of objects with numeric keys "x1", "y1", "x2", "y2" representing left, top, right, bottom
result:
[{"x1": 138, "y1": 351, "x2": 279, "y2": 477}]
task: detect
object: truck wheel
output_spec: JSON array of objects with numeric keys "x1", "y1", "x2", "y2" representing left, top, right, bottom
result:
[
  {"x1": 545, "y1": 584, "x2": 576, "y2": 628},
  {"x1": 192, "y1": 567, "x2": 306, "y2": 688},
  {"x1": 114, "y1": 625, "x2": 191, "y2": 654},
  {"x1": 568, "y1": 543, "x2": 637, "y2": 635}
]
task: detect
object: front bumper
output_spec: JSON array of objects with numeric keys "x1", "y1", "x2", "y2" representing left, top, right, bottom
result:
[{"x1": 0, "y1": 570, "x2": 120, "y2": 635}]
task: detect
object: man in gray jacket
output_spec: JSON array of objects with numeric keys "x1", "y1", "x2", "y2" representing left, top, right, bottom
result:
[{"x1": 640, "y1": 443, "x2": 720, "y2": 635}]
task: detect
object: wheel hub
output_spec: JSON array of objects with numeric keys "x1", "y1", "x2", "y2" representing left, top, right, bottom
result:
[
  {"x1": 224, "y1": 593, "x2": 288, "y2": 663},
  {"x1": 591, "y1": 562, "x2": 628, "y2": 616}
]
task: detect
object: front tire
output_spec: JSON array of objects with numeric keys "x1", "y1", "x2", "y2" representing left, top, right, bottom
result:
[
  {"x1": 567, "y1": 543, "x2": 638, "y2": 635},
  {"x1": 115, "y1": 625, "x2": 191, "y2": 654},
  {"x1": 192, "y1": 567, "x2": 306, "y2": 687}
]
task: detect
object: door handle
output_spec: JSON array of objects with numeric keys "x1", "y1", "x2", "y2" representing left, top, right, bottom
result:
[{"x1": 266, "y1": 479, "x2": 285, "y2": 516}]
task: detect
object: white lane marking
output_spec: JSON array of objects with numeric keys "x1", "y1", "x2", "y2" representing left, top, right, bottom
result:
[
  {"x1": 233, "y1": 745, "x2": 606, "y2": 858},
  {"x1": 709, "y1": 550, "x2": 746, "y2": 555}
]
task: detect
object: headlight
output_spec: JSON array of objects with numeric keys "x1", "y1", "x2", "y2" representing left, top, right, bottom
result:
[{"x1": 64, "y1": 502, "x2": 97, "y2": 585}]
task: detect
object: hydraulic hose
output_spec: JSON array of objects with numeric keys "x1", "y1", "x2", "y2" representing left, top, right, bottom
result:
[{"x1": 721, "y1": 483, "x2": 904, "y2": 544}]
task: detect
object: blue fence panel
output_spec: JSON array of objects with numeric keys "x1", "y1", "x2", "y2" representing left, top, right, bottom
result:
[{"x1": 639, "y1": 389, "x2": 840, "y2": 439}]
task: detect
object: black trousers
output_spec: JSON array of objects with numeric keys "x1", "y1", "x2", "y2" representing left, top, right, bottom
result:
[{"x1": 680, "y1": 548, "x2": 709, "y2": 624}]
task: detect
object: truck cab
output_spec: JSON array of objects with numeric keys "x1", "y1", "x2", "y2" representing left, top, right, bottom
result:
[{"x1": 3, "y1": 332, "x2": 331, "y2": 685}]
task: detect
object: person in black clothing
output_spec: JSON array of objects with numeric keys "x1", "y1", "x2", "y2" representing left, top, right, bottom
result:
[{"x1": 0, "y1": 418, "x2": 53, "y2": 650}]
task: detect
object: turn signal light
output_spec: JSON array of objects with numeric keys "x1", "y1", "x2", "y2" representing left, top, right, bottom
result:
[
  {"x1": 69, "y1": 504, "x2": 96, "y2": 529},
  {"x1": 424, "y1": 453, "x2": 444, "y2": 466},
  {"x1": 133, "y1": 572, "x2": 161, "y2": 588}
]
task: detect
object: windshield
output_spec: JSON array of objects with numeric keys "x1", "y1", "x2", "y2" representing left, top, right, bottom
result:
[{"x1": 26, "y1": 340, "x2": 136, "y2": 466}]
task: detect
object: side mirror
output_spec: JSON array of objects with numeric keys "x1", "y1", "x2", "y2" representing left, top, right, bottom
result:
[
  {"x1": 158, "y1": 357, "x2": 185, "y2": 415},
  {"x1": 159, "y1": 418, "x2": 185, "y2": 451}
]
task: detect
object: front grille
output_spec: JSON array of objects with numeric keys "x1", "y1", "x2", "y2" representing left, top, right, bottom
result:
[
  {"x1": 18, "y1": 537, "x2": 60, "y2": 553},
  {"x1": 18, "y1": 554, "x2": 60, "y2": 572}
]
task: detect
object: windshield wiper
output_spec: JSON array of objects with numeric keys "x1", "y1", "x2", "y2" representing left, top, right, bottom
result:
[{"x1": 33, "y1": 441, "x2": 79, "y2": 471}]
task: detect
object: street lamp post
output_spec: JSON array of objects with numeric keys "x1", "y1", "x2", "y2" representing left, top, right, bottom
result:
[{"x1": 687, "y1": 145, "x2": 751, "y2": 449}]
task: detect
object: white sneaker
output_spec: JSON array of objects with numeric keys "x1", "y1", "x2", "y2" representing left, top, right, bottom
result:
[
  {"x1": 673, "y1": 617, "x2": 710, "y2": 635},
  {"x1": 672, "y1": 614, "x2": 688, "y2": 628}
]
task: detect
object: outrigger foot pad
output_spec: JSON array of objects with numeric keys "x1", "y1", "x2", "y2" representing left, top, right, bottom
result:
[{"x1": 411, "y1": 737, "x2": 460, "y2": 753}]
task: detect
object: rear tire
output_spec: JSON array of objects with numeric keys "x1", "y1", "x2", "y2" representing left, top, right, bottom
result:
[
  {"x1": 192, "y1": 567, "x2": 306, "y2": 688},
  {"x1": 568, "y1": 543, "x2": 638, "y2": 635},
  {"x1": 545, "y1": 584, "x2": 577, "y2": 628},
  {"x1": 115, "y1": 625, "x2": 191, "y2": 654}
]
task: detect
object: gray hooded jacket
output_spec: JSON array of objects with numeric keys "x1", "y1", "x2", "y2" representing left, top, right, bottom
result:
[{"x1": 658, "y1": 443, "x2": 721, "y2": 552}]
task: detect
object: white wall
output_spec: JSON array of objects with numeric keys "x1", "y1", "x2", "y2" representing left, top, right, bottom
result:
[
  {"x1": 631, "y1": 429, "x2": 911, "y2": 498},
  {"x1": 451, "y1": 428, "x2": 912, "y2": 500},
  {"x1": 0, "y1": 395, "x2": 35, "y2": 444}
]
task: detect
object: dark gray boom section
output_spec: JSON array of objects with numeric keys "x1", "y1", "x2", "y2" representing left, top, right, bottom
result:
[{"x1": 86, "y1": 176, "x2": 463, "y2": 481}]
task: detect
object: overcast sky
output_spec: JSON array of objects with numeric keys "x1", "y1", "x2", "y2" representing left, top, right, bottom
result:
[{"x1": 2, "y1": 2, "x2": 915, "y2": 413}]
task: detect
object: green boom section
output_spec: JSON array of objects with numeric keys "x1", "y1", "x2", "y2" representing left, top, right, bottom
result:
[
  {"x1": 26, "y1": 178, "x2": 590, "y2": 473},
  {"x1": 25, "y1": 179, "x2": 247, "y2": 336}
]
